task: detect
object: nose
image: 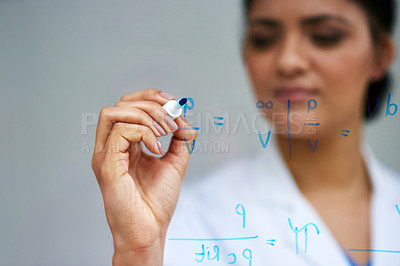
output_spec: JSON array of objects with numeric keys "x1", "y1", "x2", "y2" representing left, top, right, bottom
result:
[{"x1": 276, "y1": 34, "x2": 309, "y2": 78}]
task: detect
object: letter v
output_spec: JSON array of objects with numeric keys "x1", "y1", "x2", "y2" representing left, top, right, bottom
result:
[
  {"x1": 258, "y1": 131, "x2": 271, "y2": 149},
  {"x1": 307, "y1": 139, "x2": 318, "y2": 152},
  {"x1": 184, "y1": 138, "x2": 196, "y2": 154},
  {"x1": 366, "y1": 92, "x2": 381, "y2": 118}
]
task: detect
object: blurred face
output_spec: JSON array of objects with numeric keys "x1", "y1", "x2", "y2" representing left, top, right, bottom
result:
[{"x1": 243, "y1": 0, "x2": 380, "y2": 138}]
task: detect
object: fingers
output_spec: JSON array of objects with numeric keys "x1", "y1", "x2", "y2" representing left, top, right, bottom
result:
[
  {"x1": 107, "y1": 122, "x2": 161, "y2": 154},
  {"x1": 93, "y1": 88, "x2": 182, "y2": 156},
  {"x1": 119, "y1": 89, "x2": 175, "y2": 105},
  {"x1": 101, "y1": 122, "x2": 162, "y2": 179},
  {"x1": 93, "y1": 89, "x2": 189, "y2": 165},
  {"x1": 93, "y1": 106, "x2": 169, "y2": 155},
  {"x1": 114, "y1": 101, "x2": 179, "y2": 135}
]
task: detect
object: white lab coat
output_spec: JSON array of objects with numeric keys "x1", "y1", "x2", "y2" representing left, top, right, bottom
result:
[{"x1": 164, "y1": 136, "x2": 400, "y2": 266}]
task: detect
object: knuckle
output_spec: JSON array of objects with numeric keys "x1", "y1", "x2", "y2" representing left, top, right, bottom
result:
[
  {"x1": 113, "y1": 122, "x2": 124, "y2": 131},
  {"x1": 144, "y1": 88, "x2": 159, "y2": 95},
  {"x1": 154, "y1": 109, "x2": 167, "y2": 121},
  {"x1": 114, "y1": 101, "x2": 123, "y2": 107},
  {"x1": 120, "y1": 94, "x2": 129, "y2": 102},
  {"x1": 149, "y1": 101, "x2": 161, "y2": 109},
  {"x1": 143, "y1": 116, "x2": 153, "y2": 126},
  {"x1": 148, "y1": 102, "x2": 165, "y2": 117},
  {"x1": 136, "y1": 112, "x2": 152, "y2": 125},
  {"x1": 141, "y1": 126, "x2": 152, "y2": 136},
  {"x1": 148, "y1": 101, "x2": 159, "y2": 109},
  {"x1": 99, "y1": 106, "x2": 112, "y2": 118}
]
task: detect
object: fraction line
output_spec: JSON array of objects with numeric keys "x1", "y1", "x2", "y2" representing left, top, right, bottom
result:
[
  {"x1": 349, "y1": 249, "x2": 400, "y2": 253},
  {"x1": 168, "y1": 236, "x2": 259, "y2": 242}
]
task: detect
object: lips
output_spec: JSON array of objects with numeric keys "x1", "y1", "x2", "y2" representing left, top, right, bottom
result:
[{"x1": 274, "y1": 86, "x2": 316, "y2": 102}]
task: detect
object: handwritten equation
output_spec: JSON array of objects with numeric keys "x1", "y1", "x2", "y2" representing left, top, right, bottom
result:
[
  {"x1": 169, "y1": 204, "x2": 400, "y2": 264},
  {"x1": 169, "y1": 204, "x2": 320, "y2": 265},
  {"x1": 257, "y1": 92, "x2": 398, "y2": 156},
  {"x1": 181, "y1": 97, "x2": 226, "y2": 154},
  {"x1": 179, "y1": 92, "x2": 398, "y2": 156},
  {"x1": 167, "y1": 95, "x2": 400, "y2": 264}
]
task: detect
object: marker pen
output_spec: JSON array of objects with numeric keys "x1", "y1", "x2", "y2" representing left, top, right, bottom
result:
[{"x1": 162, "y1": 98, "x2": 187, "y2": 119}]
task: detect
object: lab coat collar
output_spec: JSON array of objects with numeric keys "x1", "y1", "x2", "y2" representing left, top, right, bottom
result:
[
  {"x1": 252, "y1": 134, "x2": 348, "y2": 265},
  {"x1": 253, "y1": 134, "x2": 303, "y2": 208},
  {"x1": 364, "y1": 143, "x2": 400, "y2": 265}
]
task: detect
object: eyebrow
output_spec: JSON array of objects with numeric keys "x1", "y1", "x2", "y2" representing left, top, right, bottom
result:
[{"x1": 249, "y1": 14, "x2": 351, "y2": 28}]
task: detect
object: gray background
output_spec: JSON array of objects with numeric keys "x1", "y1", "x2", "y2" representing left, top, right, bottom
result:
[{"x1": 0, "y1": 0, "x2": 399, "y2": 265}]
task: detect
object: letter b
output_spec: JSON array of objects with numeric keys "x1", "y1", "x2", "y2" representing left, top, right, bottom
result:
[{"x1": 386, "y1": 93, "x2": 398, "y2": 117}]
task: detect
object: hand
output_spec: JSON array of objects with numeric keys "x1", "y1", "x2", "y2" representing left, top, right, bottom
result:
[{"x1": 91, "y1": 89, "x2": 197, "y2": 264}]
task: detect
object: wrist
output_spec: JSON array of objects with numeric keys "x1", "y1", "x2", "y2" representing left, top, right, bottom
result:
[{"x1": 112, "y1": 236, "x2": 165, "y2": 266}]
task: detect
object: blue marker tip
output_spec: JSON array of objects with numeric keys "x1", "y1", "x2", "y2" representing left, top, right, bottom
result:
[
  {"x1": 163, "y1": 97, "x2": 188, "y2": 119},
  {"x1": 178, "y1": 98, "x2": 188, "y2": 107}
]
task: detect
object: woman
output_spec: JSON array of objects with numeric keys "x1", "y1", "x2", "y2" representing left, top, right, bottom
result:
[{"x1": 91, "y1": 0, "x2": 398, "y2": 265}]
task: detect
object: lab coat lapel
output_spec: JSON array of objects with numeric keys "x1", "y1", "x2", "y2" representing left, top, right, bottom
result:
[
  {"x1": 254, "y1": 135, "x2": 365, "y2": 265},
  {"x1": 363, "y1": 144, "x2": 400, "y2": 266}
]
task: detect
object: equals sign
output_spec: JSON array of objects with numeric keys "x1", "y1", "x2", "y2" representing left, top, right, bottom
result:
[
  {"x1": 304, "y1": 123, "x2": 320, "y2": 126},
  {"x1": 341, "y1": 130, "x2": 350, "y2": 137},
  {"x1": 213, "y1": 116, "x2": 224, "y2": 126},
  {"x1": 266, "y1": 239, "x2": 276, "y2": 246}
]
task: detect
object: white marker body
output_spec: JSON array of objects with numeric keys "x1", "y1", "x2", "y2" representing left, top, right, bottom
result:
[{"x1": 162, "y1": 100, "x2": 183, "y2": 119}]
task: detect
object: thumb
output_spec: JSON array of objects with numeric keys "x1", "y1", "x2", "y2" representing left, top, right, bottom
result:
[{"x1": 161, "y1": 115, "x2": 198, "y2": 177}]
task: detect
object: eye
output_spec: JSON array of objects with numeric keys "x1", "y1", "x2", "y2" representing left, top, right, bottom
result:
[
  {"x1": 249, "y1": 36, "x2": 277, "y2": 49},
  {"x1": 311, "y1": 33, "x2": 344, "y2": 47}
]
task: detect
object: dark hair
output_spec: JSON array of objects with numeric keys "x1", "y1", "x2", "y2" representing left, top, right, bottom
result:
[{"x1": 243, "y1": 0, "x2": 397, "y2": 121}]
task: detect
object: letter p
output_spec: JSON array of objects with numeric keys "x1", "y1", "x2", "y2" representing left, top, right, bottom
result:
[{"x1": 307, "y1": 99, "x2": 317, "y2": 114}]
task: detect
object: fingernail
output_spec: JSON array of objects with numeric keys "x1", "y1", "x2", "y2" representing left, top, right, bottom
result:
[
  {"x1": 165, "y1": 115, "x2": 178, "y2": 131},
  {"x1": 153, "y1": 121, "x2": 167, "y2": 136},
  {"x1": 160, "y1": 91, "x2": 175, "y2": 100},
  {"x1": 157, "y1": 141, "x2": 165, "y2": 155}
]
